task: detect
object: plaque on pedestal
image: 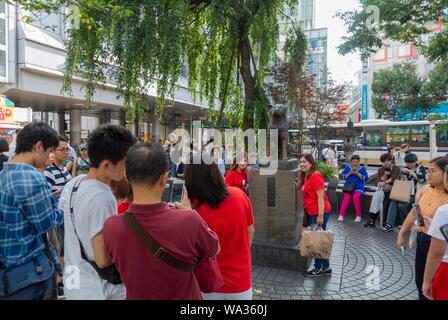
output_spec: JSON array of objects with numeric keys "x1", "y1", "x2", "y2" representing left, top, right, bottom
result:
[{"x1": 249, "y1": 160, "x2": 307, "y2": 271}]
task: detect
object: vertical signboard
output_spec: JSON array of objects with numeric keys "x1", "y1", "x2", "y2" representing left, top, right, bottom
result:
[
  {"x1": 361, "y1": 61, "x2": 369, "y2": 120},
  {"x1": 362, "y1": 84, "x2": 368, "y2": 120}
]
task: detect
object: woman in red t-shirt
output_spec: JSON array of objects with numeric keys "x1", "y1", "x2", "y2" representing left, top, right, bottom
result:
[
  {"x1": 184, "y1": 160, "x2": 255, "y2": 300},
  {"x1": 110, "y1": 178, "x2": 134, "y2": 215},
  {"x1": 225, "y1": 154, "x2": 249, "y2": 194},
  {"x1": 294, "y1": 154, "x2": 332, "y2": 277}
]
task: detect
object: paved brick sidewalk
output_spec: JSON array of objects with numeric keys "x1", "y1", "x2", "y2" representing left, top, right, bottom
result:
[{"x1": 252, "y1": 214, "x2": 418, "y2": 300}]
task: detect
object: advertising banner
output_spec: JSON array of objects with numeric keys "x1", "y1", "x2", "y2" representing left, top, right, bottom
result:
[{"x1": 0, "y1": 97, "x2": 14, "y2": 122}]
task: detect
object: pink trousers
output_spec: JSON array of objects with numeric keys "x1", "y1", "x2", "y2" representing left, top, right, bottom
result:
[{"x1": 339, "y1": 192, "x2": 362, "y2": 217}]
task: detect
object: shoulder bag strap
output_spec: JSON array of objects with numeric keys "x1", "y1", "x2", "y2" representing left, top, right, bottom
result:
[
  {"x1": 122, "y1": 213, "x2": 195, "y2": 273},
  {"x1": 80, "y1": 157, "x2": 92, "y2": 168},
  {"x1": 69, "y1": 179, "x2": 100, "y2": 272}
]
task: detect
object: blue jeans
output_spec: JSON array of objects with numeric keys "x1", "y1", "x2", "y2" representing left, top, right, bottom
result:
[
  {"x1": 386, "y1": 196, "x2": 414, "y2": 227},
  {"x1": 308, "y1": 212, "x2": 331, "y2": 270},
  {"x1": 169, "y1": 162, "x2": 177, "y2": 178}
]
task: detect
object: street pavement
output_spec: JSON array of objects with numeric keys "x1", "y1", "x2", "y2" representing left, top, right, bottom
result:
[{"x1": 252, "y1": 213, "x2": 418, "y2": 300}]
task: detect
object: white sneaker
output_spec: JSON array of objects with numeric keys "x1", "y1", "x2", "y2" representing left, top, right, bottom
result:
[
  {"x1": 338, "y1": 216, "x2": 344, "y2": 222},
  {"x1": 355, "y1": 217, "x2": 362, "y2": 223}
]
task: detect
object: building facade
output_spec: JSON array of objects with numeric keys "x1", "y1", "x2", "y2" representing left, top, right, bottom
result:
[
  {"x1": 304, "y1": 27, "x2": 328, "y2": 90},
  {"x1": 364, "y1": 19, "x2": 444, "y2": 120},
  {"x1": 0, "y1": 2, "x2": 209, "y2": 144}
]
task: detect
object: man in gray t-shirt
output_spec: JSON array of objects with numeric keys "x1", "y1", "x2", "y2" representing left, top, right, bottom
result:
[{"x1": 58, "y1": 124, "x2": 136, "y2": 300}]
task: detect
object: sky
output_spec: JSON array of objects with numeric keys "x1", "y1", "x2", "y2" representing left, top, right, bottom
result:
[{"x1": 315, "y1": 0, "x2": 362, "y2": 86}]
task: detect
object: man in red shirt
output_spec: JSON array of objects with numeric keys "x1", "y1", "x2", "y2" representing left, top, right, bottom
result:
[{"x1": 103, "y1": 143, "x2": 220, "y2": 300}]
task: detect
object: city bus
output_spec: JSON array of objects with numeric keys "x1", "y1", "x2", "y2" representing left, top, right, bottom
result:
[
  {"x1": 354, "y1": 120, "x2": 447, "y2": 165},
  {"x1": 310, "y1": 120, "x2": 448, "y2": 166},
  {"x1": 289, "y1": 128, "x2": 344, "y2": 160}
]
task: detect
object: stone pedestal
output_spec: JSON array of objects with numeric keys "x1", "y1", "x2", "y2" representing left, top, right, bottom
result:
[{"x1": 249, "y1": 159, "x2": 307, "y2": 271}]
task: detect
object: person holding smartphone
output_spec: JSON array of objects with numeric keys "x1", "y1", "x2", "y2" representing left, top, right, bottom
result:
[
  {"x1": 338, "y1": 155, "x2": 368, "y2": 223},
  {"x1": 103, "y1": 143, "x2": 220, "y2": 299},
  {"x1": 397, "y1": 157, "x2": 448, "y2": 300},
  {"x1": 423, "y1": 164, "x2": 448, "y2": 300},
  {"x1": 365, "y1": 153, "x2": 401, "y2": 228},
  {"x1": 182, "y1": 157, "x2": 255, "y2": 300}
]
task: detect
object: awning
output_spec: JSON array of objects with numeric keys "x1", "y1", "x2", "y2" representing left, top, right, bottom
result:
[{"x1": 0, "y1": 122, "x2": 22, "y2": 130}]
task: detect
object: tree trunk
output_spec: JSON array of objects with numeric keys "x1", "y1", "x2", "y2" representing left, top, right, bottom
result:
[
  {"x1": 239, "y1": 36, "x2": 256, "y2": 131},
  {"x1": 218, "y1": 49, "x2": 236, "y2": 128}
]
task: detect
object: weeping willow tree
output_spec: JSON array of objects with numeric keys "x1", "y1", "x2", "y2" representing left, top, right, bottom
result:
[{"x1": 15, "y1": 0, "x2": 307, "y2": 129}]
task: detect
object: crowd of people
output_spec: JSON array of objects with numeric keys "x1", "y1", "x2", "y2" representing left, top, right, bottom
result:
[
  {"x1": 0, "y1": 122, "x2": 254, "y2": 300},
  {"x1": 334, "y1": 142, "x2": 448, "y2": 300},
  {"x1": 1, "y1": 123, "x2": 448, "y2": 300}
]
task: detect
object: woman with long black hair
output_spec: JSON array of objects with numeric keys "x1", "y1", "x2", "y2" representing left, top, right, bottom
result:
[{"x1": 182, "y1": 159, "x2": 255, "y2": 300}]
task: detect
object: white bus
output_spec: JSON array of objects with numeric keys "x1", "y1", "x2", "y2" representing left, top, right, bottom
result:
[{"x1": 329, "y1": 120, "x2": 447, "y2": 166}]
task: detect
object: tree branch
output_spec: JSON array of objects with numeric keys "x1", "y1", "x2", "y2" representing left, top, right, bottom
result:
[{"x1": 189, "y1": 0, "x2": 212, "y2": 8}]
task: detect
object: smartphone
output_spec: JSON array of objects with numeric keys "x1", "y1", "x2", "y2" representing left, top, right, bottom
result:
[
  {"x1": 413, "y1": 204, "x2": 425, "y2": 227},
  {"x1": 440, "y1": 223, "x2": 448, "y2": 242},
  {"x1": 400, "y1": 246, "x2": 406, "y2": 256},
  {"x1": 170, "y1": 179, "x2": 185, "y2": 204},
  {"x1": 162, "y1": 179, "x2": 174, "y2": 203}
]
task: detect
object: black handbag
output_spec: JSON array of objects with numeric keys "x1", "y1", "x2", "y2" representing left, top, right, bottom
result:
[{"x1": 342, "y1": 182, "x2": 356, "y2": 194}]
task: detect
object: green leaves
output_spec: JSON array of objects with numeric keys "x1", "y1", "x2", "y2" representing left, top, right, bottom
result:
[
  {"x1": 423, "y1": 61, "x2": 448, "y2": 102},
  {"x1": 17, "y1": 0, "x2": 308, "y2": 129},
  {"x1": 317, "y1": 162, "x2": 338, "y2": 182},
  {"x1": 337, "y1": 0, "x2": 447, "y2": 62},
  {"x1": 283, "y1": 27, "x2": 308, "y2": 76},
  {"x1": 371, "y1": 62, "x2": 448, "y2": 121}
]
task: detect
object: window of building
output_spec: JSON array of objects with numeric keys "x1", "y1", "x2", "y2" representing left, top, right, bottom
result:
[
  {"x1": 31, "y1": 11, "x2": 61, "y2": 36},
  {"x1": 0, "y1": 19, "x2": 5, "y2": 45},
  {"x1": 365, "y1": 130, "x2": 383, "y2": 146},
  {"x1": 398, "y1": 44, "x2": 415, "y2": 59},
  {"x1": 0, "y1": 0, "x2": 5, "y2": 78},
  {"x1": 398, "y1": 44, "x2": 410, "y2": 57},
  {"x1": 373, "y1": 48, "x2": 388, "y2": 62},
  {"x1": 304, "y1": 2, "x2": 313, "y2": 19},
  {"x1": 386, "y1": 126, "x2": 410, "y2": 143},
  {"x1": 0, "y1": 50, "x2": 6, "y2": 77},
  {"x1": 373, "y1": 72, "x2": 380, "y2": 81}
]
